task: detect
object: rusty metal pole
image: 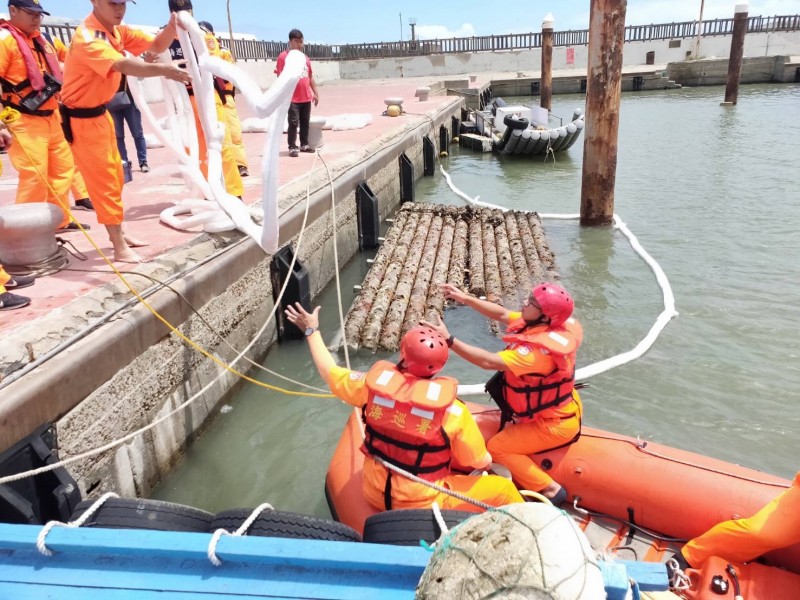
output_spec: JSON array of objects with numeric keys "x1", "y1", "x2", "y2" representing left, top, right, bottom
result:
[
  {"x1": 723, "y1": 3, "x2": 749, "y2": 105},
  {"x1": 540, "y1": 13, "x2": 555, "y2": 112},
  {"x1": 580, "y1": 0, "x2": 627, "y2": 226}
]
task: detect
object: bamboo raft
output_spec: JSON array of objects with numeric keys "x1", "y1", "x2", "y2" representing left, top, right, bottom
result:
[{"x1": 342, "y1": 203, "x2": 559, "y2": 352}]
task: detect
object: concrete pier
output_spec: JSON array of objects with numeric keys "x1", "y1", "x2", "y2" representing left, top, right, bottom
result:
[{"x1": 0, "y1": 79, "x2": 461, "y2": 497}]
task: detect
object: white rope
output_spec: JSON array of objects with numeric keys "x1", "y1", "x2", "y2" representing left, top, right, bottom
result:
[
  {"x1": 36, "y1": 492, "x2": 118, "y2": 556},
  {"x1": 207, "y1": 502, "x2": 274, "y2": 566},
  {"x1": 318, "y1": 152, "x2": 351, "y2": 370},
  {"x1": 431, "y1": 502, "x2": 449, "y2": 538},
  {"x1": 666, "y1": 558, "x2": 692, "y2": 592}
]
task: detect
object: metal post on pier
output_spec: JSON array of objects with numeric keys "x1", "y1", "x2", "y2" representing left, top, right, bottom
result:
[
  {"x1": 580, "y1": 0, "x2": 627, "y2": 226},
  {"x1": 722, "y1": 3, "x2": 749, "y2": 106},
  {"x1": 540, "y1": 13, "x2": 555, "y2": 112}
]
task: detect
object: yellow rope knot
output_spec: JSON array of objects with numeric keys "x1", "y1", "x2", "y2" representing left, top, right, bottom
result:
[{"x1": 0, "y1": 106, "x2": 21, "y2": 124}]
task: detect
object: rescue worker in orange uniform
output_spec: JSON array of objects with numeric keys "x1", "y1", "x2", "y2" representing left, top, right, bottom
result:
[
  {"x1": 0, "y1": 0, "x2": 75, "y2": 231},
  {"x1": 676, "y1": 472, "x2": 800, "y2": 569},
  {"x1": 166, "y1": 1, "x2": 243, "y2": 198},
  {"x1": 424, "y1": 282, "x2": 583, "y2": 505},
  {"x1": 46, "y1": 32, "x2": 94, "y2": 212},
  {"x1": 199, "y1": 21, "x2": 248, "y2": 178},
  {"x1": 285, "y1": 302, "x2": 524, "y2": 512},
  {"x1": 60, "y1": 0, "x2": 190, "y2": 263}
]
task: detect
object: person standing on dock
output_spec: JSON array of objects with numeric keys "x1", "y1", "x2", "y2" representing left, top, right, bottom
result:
[
  {"x1": 275, "y1": 29, "x2": 318, "y2": 157},
  {"x1": 285, "y1": 303, "x2": 524, "y2": 512},
  {"x1": 0, "y1": 0, "x2": 76, "y2": 232},
  {"x1": 60, "y1": 0, "x2": 190, "y2": 262},
  {"x1": 424, "y1": 282, "x2": 583, "y2": 505}
]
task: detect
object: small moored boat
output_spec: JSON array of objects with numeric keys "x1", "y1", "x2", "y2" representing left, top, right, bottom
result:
[{"x1": 462, "y1": 98, "x2": 585, "y2": 157}]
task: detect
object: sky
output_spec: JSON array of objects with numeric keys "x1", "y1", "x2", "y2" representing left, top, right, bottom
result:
[{"x1": 35, "y1": 0, "x2": 800, "y2": 45}]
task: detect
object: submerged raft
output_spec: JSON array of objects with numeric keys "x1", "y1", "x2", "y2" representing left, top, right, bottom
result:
[{"x1": 343, "y1": 203, "x2": 559, "y2": 352}]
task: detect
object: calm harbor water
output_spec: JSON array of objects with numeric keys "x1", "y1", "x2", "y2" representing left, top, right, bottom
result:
[{"x1": 152, "y1": 84, "x2": 800, "y2": 517}]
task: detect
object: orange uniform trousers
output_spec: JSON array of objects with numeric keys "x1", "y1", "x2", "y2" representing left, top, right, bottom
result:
[
  {"x1": 70, "y1": 169, "x2": 89, "y2": 201},
  {"x1": 682, "y1": 472, "x2": 800, "y2": 568},
  {"x1": 0, "y1": 265, "x2": 10, "y2": 294},
  {"x1": 7, "y1": 112, "x2": 73, "y2": 229},
  {"x1": 487, "y1": 393, "x2": 582, "y2": 492},
  {"x1": 363, "y1": 463, "x2": 523, "y2": 513},
  {"x1": 189, "y1": 96, "x2": 243, "y2": 197},
  {"x1": 69, "y1": 112, "x2": 125, "y2": 226},
  {"x1": 222, "y1": 98, "x2": 247, "y2": 169}
]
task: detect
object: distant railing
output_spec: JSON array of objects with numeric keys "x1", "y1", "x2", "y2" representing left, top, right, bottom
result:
[{"x1": 43, "y1": 14, "x2": 799, "y2": 62}]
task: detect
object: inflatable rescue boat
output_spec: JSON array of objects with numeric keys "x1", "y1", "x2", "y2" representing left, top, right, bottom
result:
[{"x1": 326, "y1": 404, "x2": 800, "y2": 600}]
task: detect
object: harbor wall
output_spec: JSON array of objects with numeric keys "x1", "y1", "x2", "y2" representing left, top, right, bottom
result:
[
  {"x1": 47, "y1": 100, "x2": 462, "y2": 499},
  {"x1": 333, "y1": 32, "x2": 800, "y2": 80}
]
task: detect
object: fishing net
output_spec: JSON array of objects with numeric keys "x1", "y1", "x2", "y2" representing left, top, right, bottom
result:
[{"x1": 415, "y1": 503, "x2": 605, "y2": 599}]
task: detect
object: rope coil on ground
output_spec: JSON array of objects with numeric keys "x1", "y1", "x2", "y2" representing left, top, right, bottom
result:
[
  {"x1": 207, "y1": 502, "x2": 274, "y2": 566},
  {"x1": 36, "y1": 492, "x2": 118, "y2": 556}
]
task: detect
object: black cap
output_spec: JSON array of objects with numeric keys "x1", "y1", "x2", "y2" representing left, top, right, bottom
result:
[
  {"x1": 168, "y1": 0, "x2": 192, "y2": 12},
  {"x1": 8, "y1": 0, "x2": 50, "y2": 15},
  {"x1": 198, "y1": 21, "x2": 213, "y2": 33}
]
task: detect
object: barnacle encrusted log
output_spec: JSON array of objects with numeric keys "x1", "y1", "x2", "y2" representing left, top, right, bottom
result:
[
  {"x1": 481, "y1": 213, "x2": 503, "y2": 305},
  {"x1": 425, "y1": 214, "x2": 456, "y2": 323},
  {"x1": 467, "y1": 215, "x2": 485, "y2": 297},
  {"x1": 492, "y1": 209, "x2": 519, "y2": 307},
  {"x1": 360, "y1": 211, "x2": 421, "y2": 350},
  {"x1": 403, "y1": 214, "x2": 445, "y2": 335},
  {"x1": 343, "y1": 204, "x2": 559, "y2": 351},
  {"x1": 447, "y1": 216, "x2": 469, "y2": 292},
  {"x1": 527, "y1": 213, "x2": 559, "y2": 279},
  {"x1": 379, "y1": 212, "x2": 433, "y2": 350},
  {"x1": 517, "y1": 212, "x2": 546, "y2": 283},
  {"x1": 505, "y1": 210, "x2": 533, "y2": 302},
  {"x1": 343, "y1": 210, "x2": 410, "y2": 346}
]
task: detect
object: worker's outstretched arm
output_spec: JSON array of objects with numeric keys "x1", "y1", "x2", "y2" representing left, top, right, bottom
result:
[
  {"x1": 285, "y1": 303, "x2": 337, "y2": 385},
  {"x1": 441, "y1": 283, "x2": 512, "y2": 324}
]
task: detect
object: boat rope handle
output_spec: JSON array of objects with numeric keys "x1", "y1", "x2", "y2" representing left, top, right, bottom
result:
[
  {"x1": 207, "y1": 502, "x2": 274, "y2": 567},
  {"x1": 666, "y1": 557, "x2": 692, "y2": 592},
  {"x1": 36, "y1": 492, "x2": 119, "y2": 556}
]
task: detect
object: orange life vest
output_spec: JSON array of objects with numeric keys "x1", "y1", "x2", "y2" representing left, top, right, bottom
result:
[
  {"x1": 360, "y1": 360, "x2": 458, "y2": 482},
  {"x1": 0, "y1": 22, "x2": 62, "y2": 113},
  {"x1": 493, "y1": 317, "x2": 583, "y2": 422}
]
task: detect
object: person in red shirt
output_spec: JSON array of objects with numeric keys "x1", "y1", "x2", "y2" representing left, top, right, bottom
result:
[
  {"x1": 274, "y1": 29, "x2": 319, "y2": 158},
  {"x1": 60, "y1": 0, "x2": 189, "y2": 263}
]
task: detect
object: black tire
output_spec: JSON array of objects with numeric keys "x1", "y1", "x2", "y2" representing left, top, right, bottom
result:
[
  {"x1": 70, "y1": 498, "x2": 214, "y2": 533},
  {"x1": 503, "y1": 115, "x2": 529, "y2": 130},
  {"x1": 363, "y1": 509, "x2": 476, "y2": 546},
  {"x1": 210, "y1": 508, "x2": 362, "y2": 543}
]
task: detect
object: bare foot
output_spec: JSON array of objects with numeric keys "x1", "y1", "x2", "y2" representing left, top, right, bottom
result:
[
  {"x1": 114, "y1": 248, "x2": 145, "y2": 263},
  {"x1": 123, "y1": 235, "x2": 149, "y2": 248}
]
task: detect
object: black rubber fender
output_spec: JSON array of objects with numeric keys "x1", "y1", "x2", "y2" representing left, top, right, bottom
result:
[
  {"x1": 210, "y1": 508, "x2": 362, "y2": 542},
  {"x1": 70, "y1": 497, "x2": 214, "y2": 533},
  {"x1": 362, "y1": 508, "x2": 477, "y2": 546},
  {"x1": 503, "y1": 115, "x2": 529, "y2": 130}
]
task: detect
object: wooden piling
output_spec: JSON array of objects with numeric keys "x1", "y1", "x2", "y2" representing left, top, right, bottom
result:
[
  {"x1": 723, "y1": 4, "x2": 749, "y2": 106},
  {"x1": 580, "y1": 0, "x2": 627, "y2": 226},
  {"x1": 541, "y1": 14, "x2": 555, "y2": 112}
]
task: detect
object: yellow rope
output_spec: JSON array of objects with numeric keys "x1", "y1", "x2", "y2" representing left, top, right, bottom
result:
[{"x1": 1, "y1": 106, "x2": 333, "y2": 399}]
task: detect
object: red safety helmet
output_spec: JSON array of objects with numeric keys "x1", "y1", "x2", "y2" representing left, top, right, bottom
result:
[
  {"x1": 531, "y1": 283, "x2": 574, "y2": 328},
  {"x1": 399, "y1": 326, "x2": 449, "y2": 378}
]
